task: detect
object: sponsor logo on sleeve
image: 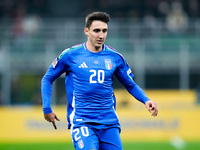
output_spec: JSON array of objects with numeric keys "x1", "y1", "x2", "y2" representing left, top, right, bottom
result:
[{"x1": 52, "y1": 58, "x2": 58, "y2": 68}]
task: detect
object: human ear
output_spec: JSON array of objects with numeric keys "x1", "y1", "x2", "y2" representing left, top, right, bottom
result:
[{"x1": 84, "y1": 28, "x2": 89, "y2": 37}]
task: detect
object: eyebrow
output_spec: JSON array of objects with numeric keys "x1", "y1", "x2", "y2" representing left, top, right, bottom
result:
[{"x1": 93, "y1": 28, "x2": 107, "y2": 32}]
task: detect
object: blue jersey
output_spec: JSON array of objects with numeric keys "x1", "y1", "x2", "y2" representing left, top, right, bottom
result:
[{"x1": 41, "y1": 43, "x2": 150, "y2": 129}]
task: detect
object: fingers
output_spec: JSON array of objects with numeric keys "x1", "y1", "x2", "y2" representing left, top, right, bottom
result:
[
  {"x1": 150, "y1": 106, "x2": 158, "y2": 117},
  {"x1": 147, "y1": 105, "x2": 152, "y2": 113},
  {"x1": 44, "y1": 112, "x2": 60, "y2": 130},
  {"x1": 51, "y1": 114, "x2": 60, "y2": 130},
  {"x1": 145, "y1": 100, "x2": 153, "y2": 112},
  {"x1": 150, "y1": 103, "x2": 158, "y2": 117},
  {"x1": 52, "y1": 121, "x2": 57, "y2": 129},
  {"x1": 55, "y1": 115, "x2": 60, "y2": 121}
]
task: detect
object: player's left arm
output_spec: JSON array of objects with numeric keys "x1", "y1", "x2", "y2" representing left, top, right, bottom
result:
[{"x1": 115, "y1": 57, "x2": 158, "y2": 116}]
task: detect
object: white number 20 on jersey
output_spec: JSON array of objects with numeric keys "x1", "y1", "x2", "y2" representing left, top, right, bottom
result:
[{"x1": 89, "y1": 69, "x2": 105, "y2": 83}]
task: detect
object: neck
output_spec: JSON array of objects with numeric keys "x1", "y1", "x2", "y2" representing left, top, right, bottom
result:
[{"x1": 86, "y1": 41, "x2": 102, "y2": 53}]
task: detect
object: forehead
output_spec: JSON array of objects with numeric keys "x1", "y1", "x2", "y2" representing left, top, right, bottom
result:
[{"x1": 90, "y1": 20, "x2": 108, "y2": 29}]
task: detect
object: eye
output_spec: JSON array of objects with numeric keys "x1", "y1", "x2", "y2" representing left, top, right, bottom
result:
[
  {"x1": 93, "y1": 29, "x2": 100, "y2": 33},
  {"x1": 103, "y1": 29, "x2": 107, "y2": 33}
]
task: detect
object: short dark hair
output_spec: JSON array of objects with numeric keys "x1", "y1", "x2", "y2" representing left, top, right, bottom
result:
[{"x1": 85, "y1": 12, "x2": 110, "y2": 28}]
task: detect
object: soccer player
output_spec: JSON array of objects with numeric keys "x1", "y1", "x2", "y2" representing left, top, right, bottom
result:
[{"x1": 41, "y1": 12, "x2": 158, "y2": 150}]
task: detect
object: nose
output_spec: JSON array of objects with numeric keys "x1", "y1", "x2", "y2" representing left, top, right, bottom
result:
[{"x1": 99, "y1": 31, "x2": 104, "y2": 38}]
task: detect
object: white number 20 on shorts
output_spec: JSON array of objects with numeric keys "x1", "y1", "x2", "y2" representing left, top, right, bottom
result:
[{"x1": 73, "y1": 127, "x2": 89, "y2": 141}]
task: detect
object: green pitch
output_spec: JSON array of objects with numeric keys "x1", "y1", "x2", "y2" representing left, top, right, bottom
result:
[{"x1": 0, "y1": 142, "x2": 200, "y2": 150}]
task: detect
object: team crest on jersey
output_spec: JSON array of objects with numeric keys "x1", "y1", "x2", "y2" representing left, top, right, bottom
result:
[
  {"x1": 94, "y1": 61, "x2": 98, "y2": 64},
  {"x1": 78, "y1": 139, "x2": 84, "y2": 149},
  {"x1": 105, "y1": 59, "x2": 112, "y2": 70}
]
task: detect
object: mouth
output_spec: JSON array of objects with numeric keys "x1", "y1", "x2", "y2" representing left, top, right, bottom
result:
[{"x1": 97, "y1": 40, "x2": 103, "y2": 44}]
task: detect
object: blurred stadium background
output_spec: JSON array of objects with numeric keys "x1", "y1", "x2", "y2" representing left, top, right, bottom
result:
[{"x1": 0, "y1": 0, "x2": 200, "y2": 150}]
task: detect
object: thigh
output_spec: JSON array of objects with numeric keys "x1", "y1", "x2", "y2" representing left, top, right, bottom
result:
[
  {"x1": 71, "y1": 125, "x2": 99, "y2": 150},
  {"x1": 99, "y1": 127, "x2": 123, "y2": 150}
]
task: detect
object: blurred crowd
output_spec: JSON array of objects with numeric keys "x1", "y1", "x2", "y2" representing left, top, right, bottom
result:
[
  {"x1": 0, "y1": 0, "x2": 199, "y2": 19},
  {"x1": 0, "y1": 0, "x2": 197, "y2": 37}
]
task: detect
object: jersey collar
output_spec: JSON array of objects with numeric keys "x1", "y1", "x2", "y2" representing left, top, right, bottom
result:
[{"x1": 83, "y1": 43, "x2": 106, "y2": 52}]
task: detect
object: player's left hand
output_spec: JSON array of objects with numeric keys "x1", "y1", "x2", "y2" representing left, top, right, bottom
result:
[{"x1": 145, "y1": 100, "x2": 158, "y2": 117}]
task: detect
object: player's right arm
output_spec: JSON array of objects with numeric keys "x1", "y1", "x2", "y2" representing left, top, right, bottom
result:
[
  {"x1": 41, "y1": 49, "x2": 70, "y2": 127},
  {"x1": 41, "y1": 58, "x2": 66, "y2": 113},
  {"x1": 44, "y1": 112, "x2": 60, "y2": 129}
]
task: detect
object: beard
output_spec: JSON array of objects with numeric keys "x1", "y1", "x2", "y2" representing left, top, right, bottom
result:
[{"x1": 95, "y1": 46, "x2": 101, "y2": 50}]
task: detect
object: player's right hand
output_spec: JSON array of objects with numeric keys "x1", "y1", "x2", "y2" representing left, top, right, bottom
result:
[{"x1": 44, "y1": 112, "x2": 60, "y2": 129}]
